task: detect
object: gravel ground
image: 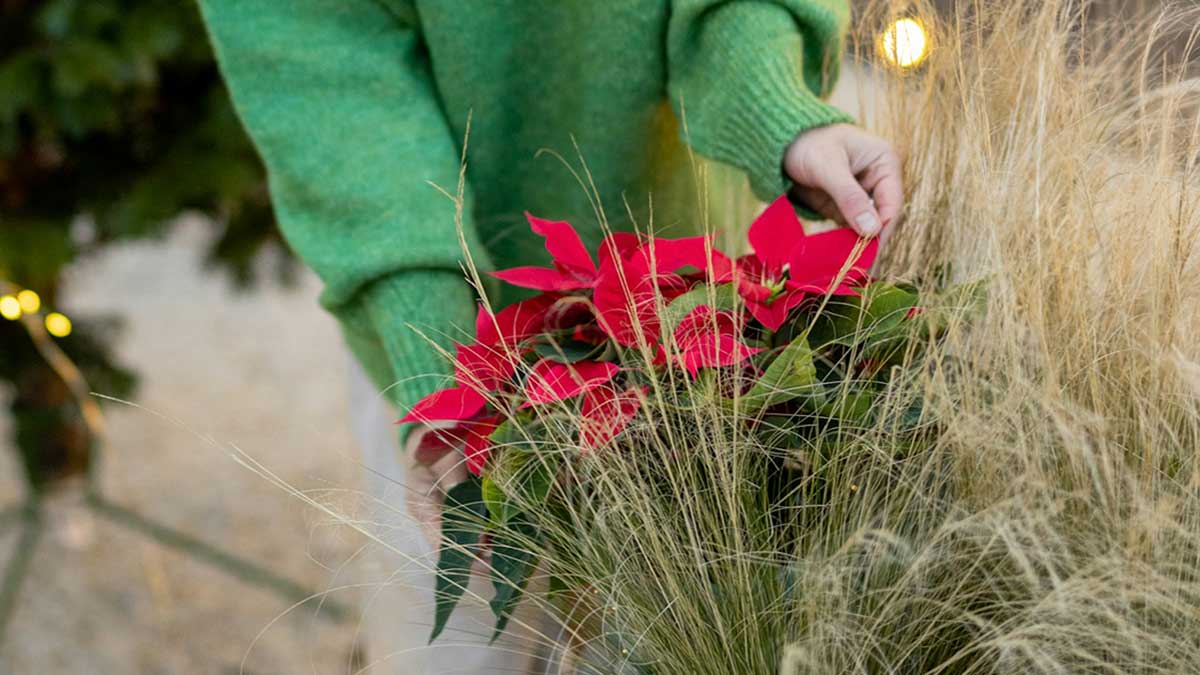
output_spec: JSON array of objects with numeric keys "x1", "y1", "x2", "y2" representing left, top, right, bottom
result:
[{"x1": 0, "y1": 219, "x2": 373, "y2": 674}]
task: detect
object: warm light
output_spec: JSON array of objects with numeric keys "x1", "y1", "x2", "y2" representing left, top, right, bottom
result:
[
  {"x1": 880, "y1": 18, "x2": 930, "y2": 69},
  {"x1": 17, "y1": 289, "x2": 41, "y2": 314},
  {"x1": 45, "y1": 312, "x2": 72, "y2": 338},
  {"x1": 0, "y1": 295, "x2": 20, "y2": 320}
]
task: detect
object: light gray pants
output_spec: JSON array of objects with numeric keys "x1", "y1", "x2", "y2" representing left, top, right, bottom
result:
[{"x1": 347, "y1": 355, "x2": 562, "y2": 674}]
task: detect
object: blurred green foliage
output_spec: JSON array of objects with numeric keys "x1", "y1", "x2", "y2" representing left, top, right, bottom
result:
[
  {"x1": 0, "y1": 0, "x2": 287, "y2": 286},
  {"x1": 0, "y1": 0, "x2": 288, "y2": 490},
  {"x1": 0, "y1": 316, "x2": 136, "y2": 489}
]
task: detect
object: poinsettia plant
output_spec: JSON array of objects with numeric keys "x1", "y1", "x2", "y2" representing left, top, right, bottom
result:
[{"x1": 400, "y1": 196, "x2": 956, "y2": 642}]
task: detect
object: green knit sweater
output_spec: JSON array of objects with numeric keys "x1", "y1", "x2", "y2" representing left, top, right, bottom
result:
[{"x1": 199, "y1": 0, "x2": 853, "y2": 423}]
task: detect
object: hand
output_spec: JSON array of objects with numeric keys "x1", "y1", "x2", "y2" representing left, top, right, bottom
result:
[
  {"x1": 404, "y1": 424, "x2": 470, "y2": 549},
  {"x1": 783, "y1": 123, "x2": 903, "y2": 242}
]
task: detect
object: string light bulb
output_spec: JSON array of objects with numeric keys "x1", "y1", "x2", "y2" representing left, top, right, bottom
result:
[
  {"x1": 0, "y1": 295, "x2": 21, "y2": 320},
  {"x1": 17, "y1": 289, "x2": 41, "y2": 314},
  {"x1": 880, "y1": 17, "x2": 930, "y2": 69},
  {"x1": 45, "y1": 312, "x2": 72, "y2": 338}
]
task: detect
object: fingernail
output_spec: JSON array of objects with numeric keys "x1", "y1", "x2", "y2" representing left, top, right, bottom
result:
[{"x1": 855, "y1": 212, "x2": 881, "y2": 237}]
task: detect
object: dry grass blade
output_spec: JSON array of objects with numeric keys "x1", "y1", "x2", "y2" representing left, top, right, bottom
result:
[{"x1": 429, "y1": 1, "x2": 1200, "y2": 672}]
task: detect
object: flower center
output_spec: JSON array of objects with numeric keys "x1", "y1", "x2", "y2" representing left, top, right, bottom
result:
[{"x1": 765, "y1": 276, "x2": 788, "y2": 300}]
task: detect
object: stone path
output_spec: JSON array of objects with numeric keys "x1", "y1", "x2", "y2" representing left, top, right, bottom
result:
[{"x1": 0, "y1": 219, "x2": 371, "y2": 674}]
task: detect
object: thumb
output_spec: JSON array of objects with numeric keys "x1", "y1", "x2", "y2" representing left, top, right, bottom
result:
[{"x1": 811, "y1": 161, "x2": 882, "y2": 237}]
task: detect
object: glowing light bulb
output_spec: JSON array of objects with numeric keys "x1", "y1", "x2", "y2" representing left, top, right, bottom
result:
[
  {"x1": 0, "y1": 295, "x2": 21, "y2": 320},
  {"x1": 17, "y1": 289, "x2": 41, "y2": 314},
  {"x1": 880, "y1": 18, "x2": 930, "y2": 69},
  {"x1": 45, "y1": 312, "x2": 72, "y2": 338}
]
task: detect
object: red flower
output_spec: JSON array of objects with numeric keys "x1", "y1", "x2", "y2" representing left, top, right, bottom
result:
[
  {"x1": 730, "y1": 196, "x2": 878, "y2": 331},
  {"x1": 474, "y1": 294, "x2": 559, "y2": 346},
  {"x1": 594, "y1": 234, "x2": 731, "y2": 346},
  {"x1": 409, "y1": 416, "x2": 499, "y2": 476},
  {"x1": 455, "y1": 293, "x2": 562, "y2": 391},
  {"x1": 733, "y1": 255, "x2": 811, "y2": 332},
  {"x1": 672, "y1": 305, "x2": 762, "y2": 377},
  {"x1": 490, "y1": 214, "x2": 598, "y2": 291},
  {"x1": 598, "y1": 231, "x2": 641, "y2": 269},
  {"x1": 579, "y1": 385, "x2": 646, "y2": 450},
  {"x1": 462, "y1": 416, "x2": 500, "y2": 475},
  {"x1": 786, "y1": 228, "x2": 876, "y2": 296},
  {"x1": 522, "y1": 359, "x2": 620, "y2": 407},
  {"x1": 398, "y1": 386, "x2": 488, "y2": 425},
  {"x1": 411, "y1": 424, "x2": 472, "y2": 466},
  {"x1": 401, "y1": 295, "x2": 560, "y2": 435},
  {"x1": 747, "y1": 196, "x2": 807, "y2": 281}
]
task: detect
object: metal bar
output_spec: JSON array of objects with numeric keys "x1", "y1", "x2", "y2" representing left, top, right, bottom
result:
[
  {"x1": 0, "y1": 503, "x2": 42, "y2": 647},
  {"x1": 87, "y1": 494, "x2": 351, "y2": 624}
]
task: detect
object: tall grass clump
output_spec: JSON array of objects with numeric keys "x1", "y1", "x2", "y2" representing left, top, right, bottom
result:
[{"x1": 417, "y1": 1, "x2": 1200, "y2": 673}]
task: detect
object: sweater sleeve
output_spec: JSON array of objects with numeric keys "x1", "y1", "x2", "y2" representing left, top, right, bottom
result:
[
  {"x1": 198, "y1": 0, "x2": 484, "y2": 415},
  {"x1": 667, "y1": 0, "x2": 856, "y2": 202}
]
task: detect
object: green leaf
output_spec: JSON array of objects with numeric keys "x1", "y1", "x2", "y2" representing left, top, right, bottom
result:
[
  {"x1": 508, "y1": 453, "x2": 558, "y2": 511},
  {"x1": 899, "y1": 398, "x2": 927, "y2": 431},
  {"x1": 918, "y1": 278, "x2": 989, "y2": 339},
  {"x1": 52, "y1": 39, "x2": 127, "y2": 96},
  {"x1": 481, "y1": 475, "x2": 508, "y2": 525},
  {"x1": 122, "y1": 5, "x2": 186, "y2": 60},
  {"x1": 0, "y1": 54, "x2": 42, "y2": 124},
  {"x1": 488, "y1": 451, "x2": 560, "y2": 524},
  {"x1": 487, "y1": 418, "x2": 539, "y2": 454},
  {"x1": 661, "y1": 283, "x2": 738, "y2": 340},
  {"x1": 37, "y1": 0, "x2": 79, "y2": 39},
  {"x1": 818, "y1": 387, "x2": 877, "y2": 424},
  {"x1": 739, "y1": 336, "x2": 818, "y2": 413},
  {"x1": 532, "y1": 339, "x2": 603, "y2": 364},
  {"x1": 489, "y1": 514, "x2": 540, "y2": 640},
  {"x1": 806, "y1": 296, "x2": 863, "y2": 348},
  {"x1": 810, "y1": 284, "x2": 918, "y2": 350},
  {"x1": 430, "y1": 479, "x2": 488, "y2": 643},
  {"x1": 863, "y1": 285, "x2": 919, "y2": 334}
]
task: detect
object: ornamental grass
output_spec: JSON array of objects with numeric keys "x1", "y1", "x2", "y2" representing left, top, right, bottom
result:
[{"x1": 273, "y1": 0, "x2": 1200, "y2": 672}]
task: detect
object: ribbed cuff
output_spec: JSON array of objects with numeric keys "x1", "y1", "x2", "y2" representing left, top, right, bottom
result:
[
  {"x1": 670, "y1": 1, "x2": 855, "y2": 204},
  {"x1": 357, "y1": 271, "x2": 478, "y2": 437},
  {"x1": 714, "y1": 53, "x2": 854, "y2": 202}
]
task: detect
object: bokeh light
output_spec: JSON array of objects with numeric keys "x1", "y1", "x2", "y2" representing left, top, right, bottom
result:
[
  {"x1": 45, "y1": 312, "x2": 73, "y2": 338},
  {"x1": 0, "y1": 294, "x2": 21, "y2": 320},
  {"x1": 17, "y1": 289, "x2": 41, "y2": 314},
  {"x1": 881, "y1": 17, "x2": 930, "y2": 69}
]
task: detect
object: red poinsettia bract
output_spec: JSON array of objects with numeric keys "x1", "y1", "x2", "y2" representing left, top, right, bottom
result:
[
  {"x1": 728, "y1": 196, "x2": 878, "y2": 331},
  {"x1": 578, "y1": 385, "x2": 646, "y2": 450},
  {"x1": 522, "y1": 359, "x2": 620, "y2": 407},
  {"x1": 593, "y1": 234, "x2": 731, "y2": 347},
  {"x1": 399, "y1": 295, "x2": 561, "y2": 473},
  {"x1": 672, "y1": 305, "x2": 762, "y2": 377},
  {"x1": 401, "y1": 198, "x2": 880, "y2": 474}
]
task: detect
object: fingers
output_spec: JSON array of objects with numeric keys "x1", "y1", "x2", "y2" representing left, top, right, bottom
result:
[
  {"x1": 812, "y1": 158, "x2": 883, "y2": 237},
  {"x1": 404, "y1": 423, "x2": 471, "y2": 548},
  {"x1": 863, "y1": 160, "x2": 903, "y2": 229},
  {"x1": 429, "y1": 449, "x2": 470, "y2": 494},
  {"x1": 784, "y1": 125, "x2": 904, "y2": 242},
  {"x1": 407, "y1": 485, "x2": 445, "y2": 548},
  {"x1": 407, "y1": 452, "x2": 469, "y2": 549},
  {"x1": 789, "y1": 185, "x2": 846, "y2": 225},
  {"x1": 859, "y1": 153, "x2": 904, "y2": 247},
  {"x1": 404, "y1": 458, "x2": 445, "y2": 548},
  {"x1": 410, "y1": 425, "x2": 468, "y2": 466}
]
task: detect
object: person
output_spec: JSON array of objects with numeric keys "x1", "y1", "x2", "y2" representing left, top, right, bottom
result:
[{"x1": 199, "y1": 0, "x2": 902, "y2": 671}]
